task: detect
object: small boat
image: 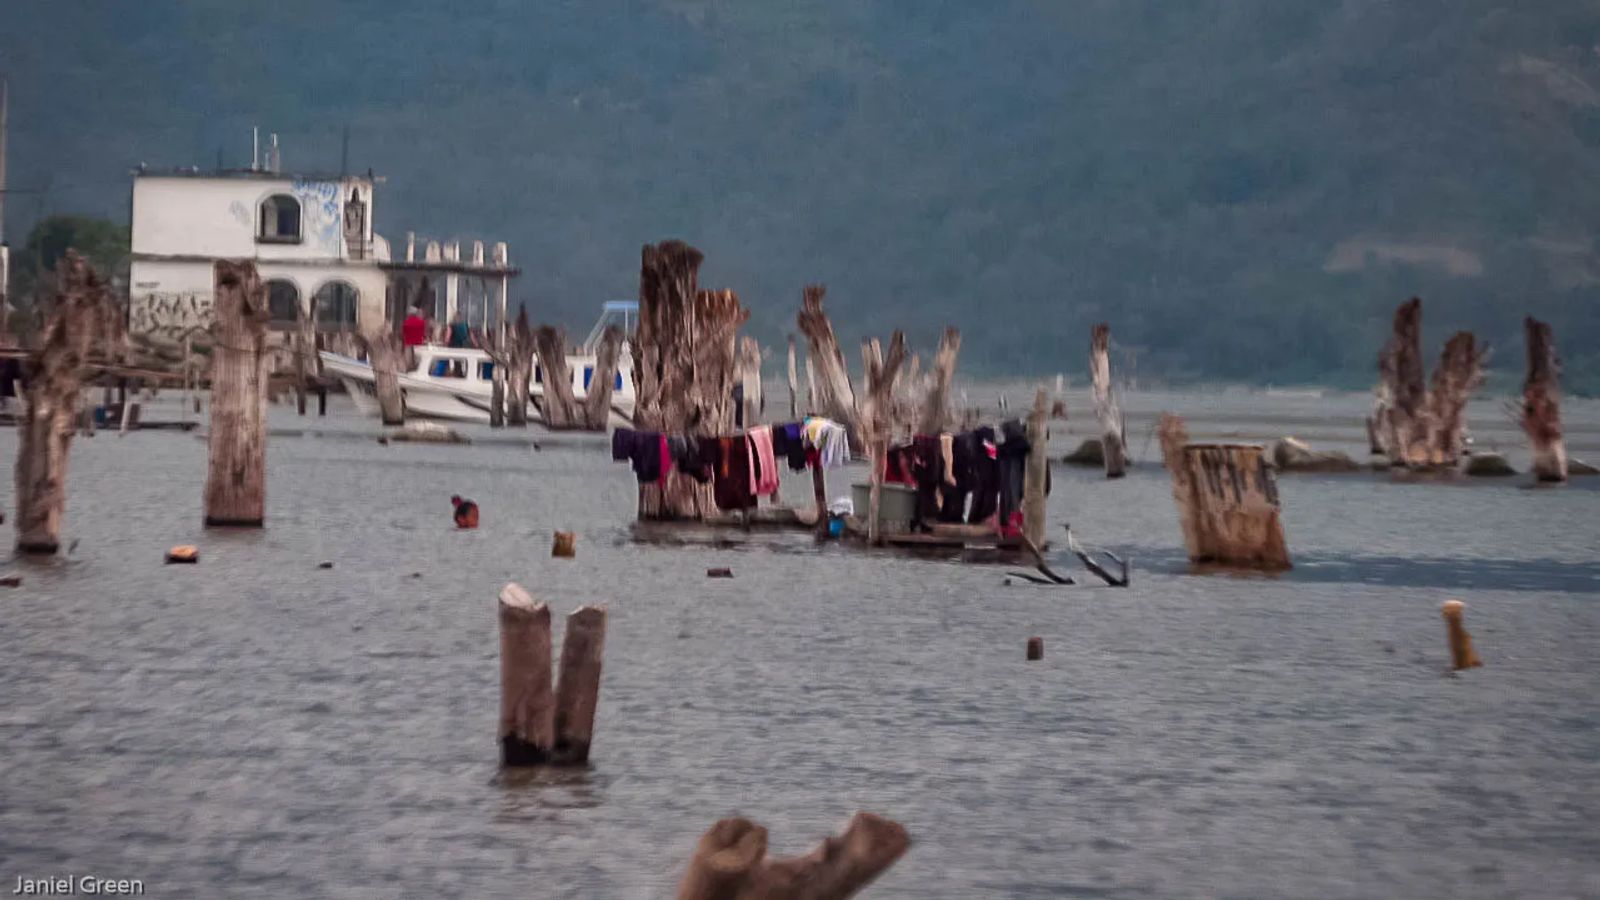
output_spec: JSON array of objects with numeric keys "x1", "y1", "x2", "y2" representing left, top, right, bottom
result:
[{"x1": 321, "y1": 302, "x2": 636, "y2": 426}]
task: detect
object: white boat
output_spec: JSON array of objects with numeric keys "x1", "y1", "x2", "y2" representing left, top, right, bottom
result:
[{"x1": 321, "y1": 302, "x2": 636, "y2": 427}]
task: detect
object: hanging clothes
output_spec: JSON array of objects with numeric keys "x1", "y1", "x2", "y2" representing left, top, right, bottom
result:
[
  {"x1": 612, "y1": 427, "x2": 663, "y2": 483},
  {"x1": 910, "y1": 433, "x2": 943, "y2": 525},
  {"x1": 967, "y1": 426, "x2": 1001, "y2": 525},
  {"x1": 748, "y1": 426, "x2": 780, "y2": 496},
  {"x1": 995, "y1": 419, "x2": 1048, "y2": 534},
  {"x1": 939, "y1": 431, "x2": 978, "y2": 523},
  {"x1": 712, "y1": 436, "x2": 757, "y2": 510},
  {"x1": 883, "y1": 444, "x2": 916, "y2": 486},
  {"x1": 804, "y1": 417, "x2": 850, "y2": 469},
  {"x1": 658, "y1": 434, "x2": 673, "y2": 485},
  {"x1": 770, "y1": 422, "x2": 809, "y2": 472},
  {"x1": 669, "y1": 435, "x2": 713, "y2": 484}
]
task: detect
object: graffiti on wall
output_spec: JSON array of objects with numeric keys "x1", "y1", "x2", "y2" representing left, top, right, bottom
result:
[
  {"x1": 129, "y1": 292, "x2": 214, "y2": 350},
  {"x1": 293, "y1": 180, "x2": 343, "y2": 254}
]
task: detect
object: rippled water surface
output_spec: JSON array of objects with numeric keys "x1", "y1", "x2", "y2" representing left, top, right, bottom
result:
[{"x1": 2, "y1": 392, "x2": 1598, "y2": 898}]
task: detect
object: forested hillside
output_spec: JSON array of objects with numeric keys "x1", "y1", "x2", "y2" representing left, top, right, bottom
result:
[{"x1": 4, "y1": 0, "x2": 1599, "y2": 388}]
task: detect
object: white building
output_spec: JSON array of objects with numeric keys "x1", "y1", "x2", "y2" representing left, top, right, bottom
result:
[{"x1": 127, "y1": 165, "x2": 516, "y2": 351}]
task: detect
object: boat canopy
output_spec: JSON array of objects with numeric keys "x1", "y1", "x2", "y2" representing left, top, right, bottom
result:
[{"x1": 583, "y1": 300, "x2": 638, "y2": 352}]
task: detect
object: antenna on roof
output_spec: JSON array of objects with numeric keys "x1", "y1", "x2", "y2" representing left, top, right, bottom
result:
[
  {"x1": 268, "y1": 133, "x2": 280, "y2": 174},
  {"x1": 252, "y1": 126, "x2": 260, "y2": 171}
]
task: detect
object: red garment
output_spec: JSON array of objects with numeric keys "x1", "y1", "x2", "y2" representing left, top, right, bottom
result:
[
  {"x1": 658, "y1": 434, "x2": 672, "y2": 485},
  {"x1": 402, "y1": 314, "x2": 428, "y2": 346}
]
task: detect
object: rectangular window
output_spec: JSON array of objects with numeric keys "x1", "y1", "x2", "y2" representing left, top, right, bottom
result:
[{"x1": 479, "y1": 361, "x2": 495, "y2": 381}]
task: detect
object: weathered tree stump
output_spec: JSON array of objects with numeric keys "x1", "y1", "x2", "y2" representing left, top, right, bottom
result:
[
  {"x1": 359, "y1": 328, "x2": 406, "y2": 426},
  {"x1": 797, "y1": 285, "x2": 862, "y2": 446},
  {"x1": 1520, "y1": 317, "x2": 1566, "y2": 483},
  {"x1": 1375, "y1": 298, "x2": 1487, "y2": 469},
  {"x1": 787, "y1": 334, "x2": 800, "y2": 418},
  {"x1": 634, "y1": 241, "x2": 749, "y2": 520},
  {"x1": 917, "y1": 327, "x2": 960, "y2": 434},
  {"x1": 1022, "y1": 388, "x2": 1049, "y2": 548},
  {"x1": 502, "y1": 309, "x2": 536, "y2": 427},
  {"x1": 533, "y1": 325, "x2": 579, "y2": 428},
  {"x1": 14, "y1": 251, "x2": 123, "y2": 553},
  {"x1": 498, "y1": 583, "x2": 556, "y2": 765},
  {"x1": 581, "y1": 325, "x2": 625, "y2": 430},
  {"x1": 859, "y1": 334, "x2": 907, "y2": 545},
  {"x1": 738, "y1": 336, "x2": 764, "y2": 428},
  {"x1": 1159, "y1": 414, "x2": 1289, "y2": 570},
  {"x1": 676, "y1": 811, "x2": 910, "y2": 900},
  {"x1": 1090, "y1": 323, "x2": 1126, "y2": 478},
  {"x1": 204, "y1": 261, "x2": 271, "y2": 527},
  {"x1": 553, "y1": 605, "x2": 607, "y2": 764}
]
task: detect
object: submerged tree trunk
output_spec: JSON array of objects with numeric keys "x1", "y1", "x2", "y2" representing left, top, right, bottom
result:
[
  {"x1": 918, "y1": 327, "x2": 961, "y2": 434},
  {"x1": 858, "y1": 333, "x2": 907, "y2": 545},
  {"x1": 1160, "y1": 413, "x2": 1290, "y2": 570},
  {"x1": 533, "y1": 325, "x2": 579, "y2": 429},
  {"x1": 737, "y1": 335, "x2": 763, "y2": 428},
  {"x1": 787, "y1": 334, "x2": 799, "y2": 419},
  {"x1": 633, "y1": 241, "x2": 749, "y2": 519},
  {"x1": 581, "y1": 325, "x2": 624, "y2": 430},
  {"x1": 14, "y1": 251, "x2": 122, "y2": 553},
  {"x1": 1377, "y1": 297, "x2": 1428, "y2": 466},
  {"x1": 204, "y1": 260, "x2": 271, "y2": 527},
  {"x1": 1521, "y1": 316, "x2": 1566, "y2": 482},
  {"x1": 797, "y1": 284, "x2": 862, "y2": 445},
  {"x1": 676, "y1": 811, "x2": 910, "y2": 900},
  {"x1": 1376, "y1": 298, "x2": 1487, "y2": 469},
  {"x1": 360, "y1": 329, "x2": 406, "y2": 426},
  {"x1": 504, "y1": 309, "x2": 535, "y2": 427},
  {"x1": 1090, "y1": 323, "x2": 1126, "y2": 478},
  {"x1": 1022, "y1": 387, "x2": 1048, "y2": 547}
]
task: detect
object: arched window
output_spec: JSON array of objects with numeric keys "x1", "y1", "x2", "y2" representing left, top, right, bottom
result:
[
  {"x1": 266, "y1": 279, "x2": 301, "y2": 328},
  {"x1": 313, "y1": 281, "x2": 359, "y2": 331},
  {"x1": 258, "y1": 194, "x2": 302, "y2": 243}
]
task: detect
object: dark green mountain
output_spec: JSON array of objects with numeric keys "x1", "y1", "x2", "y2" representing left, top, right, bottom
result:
[{"x1": 5, "y1": 0, "x2": 1599, "y2": 389}]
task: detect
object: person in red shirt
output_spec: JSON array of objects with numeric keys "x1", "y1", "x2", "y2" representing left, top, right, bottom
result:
[{"x1": 401, "y1": 303, "x2": 430, "y2": 347}]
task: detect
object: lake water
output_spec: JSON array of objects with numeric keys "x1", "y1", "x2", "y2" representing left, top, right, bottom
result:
[{"x1": 1, "y1": 390, "x2": 1598, "y2": 898}]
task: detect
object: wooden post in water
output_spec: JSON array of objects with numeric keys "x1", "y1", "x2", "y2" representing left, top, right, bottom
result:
[
  {"x1": 676, "y1": 812, "x2": 909, "y2": 900},
  {"x1": 787, "y1": 334, "x2": 799, "y2": 419},
  {"x1": 489, "y1": 365, "x2": 506, "y2": 428},
  {"x1": 859, "y1": 333, "x2": 907, "y2": 545},
  {"x1": 204, "y1": 260, "x2": 270, "y2": 527},
  {"x1": 580, "y1": 325, "x2": 624, "y2": 430},
  {"x1": 918, "y1": 327, "x2": 960, "y2": 434},
  {"x1": 797, "y1": 284, "x2": 862, "y2": 446},
  {"x1": 503, "y1": 309, "x2": 535, "y2": 427},
  {"x1": 1159, "y1": 413, "x2": 1290, "y2": 570},
  {"x1": 812, "y1": 464, "x2": 829, "y2": 537},
  {"x1": 1520, "y1": 317, "x2": 1566, "y2": 483},
  {"x1": 1022, "y1": 388, "x2": 1048, "y2": 547},
  {"x1": 294, "y1": 296, "x2": 316, "y2": 416},
  {"x1": 359, "y1": 327, "x2": 405, "y2": 425},
  {"x1": 533, "y1": 325, "x2": 577, "y2": 428},
  {"x1": 14, "y1": 251, "x2": 122, "y2": 553},
  {"x1": 806, "y1": 357, "x2": 819, "y2": 417},
  {"x1": 498, "y1": 583, "x2": 555, "y2": 765},
  {"x1": 1440, "y1": 600, "x2": 1482, "y2": 670},
  {"x1": 738, "y1": 335, "x2": 763, "y2": 428},
  {"x1": 552, "y1": 605, "x2": 606, "y2": 764},
  {"x1": 1090, "y1": 323, "x2": 1126, "y2": 478}
]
